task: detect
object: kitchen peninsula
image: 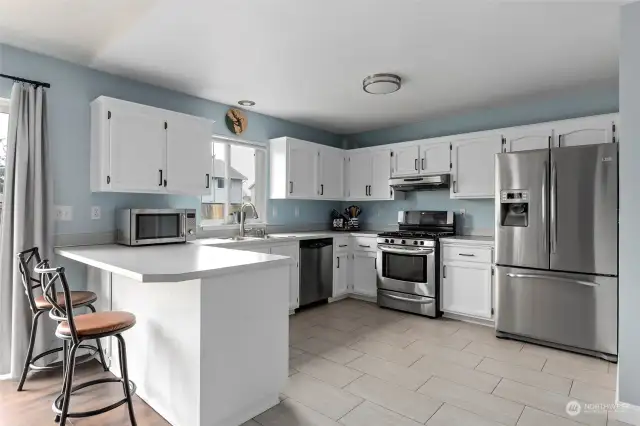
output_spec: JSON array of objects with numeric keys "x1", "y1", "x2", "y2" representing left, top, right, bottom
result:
[{"x1": 55, "y1": 243, "x2": 292, "y2": 426}]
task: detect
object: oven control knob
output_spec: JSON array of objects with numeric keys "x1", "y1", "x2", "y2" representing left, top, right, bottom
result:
[
  {"x1": 390, "y1": 239, "x2": 395, "y2": 244},
  {"x1": 384, "y1": 239, "x2": 389, "y2": 243},
  {"x1": 420, "y1": 241, "x2": 425, "y2": 245},
  {"x1": 401, "y1": 239, "x2": 406, "y2": 244},
  {"x1": 413, "y1": 241, "x2": 418, "y2": 245}
]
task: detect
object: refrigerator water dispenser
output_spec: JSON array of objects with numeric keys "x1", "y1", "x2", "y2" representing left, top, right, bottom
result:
[{"x1": 500, "y1": 190, "x2": 529, "y2": 227}]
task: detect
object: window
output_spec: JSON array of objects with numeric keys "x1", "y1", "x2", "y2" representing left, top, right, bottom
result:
[
  {"x1": 0, "y1": 98, "x2": 9, "y2": 203},
  {"x1": 200, "y1": 138, "x2": 267, "y2": 227}
]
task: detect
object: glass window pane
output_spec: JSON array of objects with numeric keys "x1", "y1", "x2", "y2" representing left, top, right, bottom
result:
[
  {"x1": 0, "y1": 112, "x2": 8, "y2": 196},
  {"x1": 201, "y1": 203, "x2": 225, "y2": 221},
  {"x1": 136, "y1": 214, "x2": 180, "y2": 240}
]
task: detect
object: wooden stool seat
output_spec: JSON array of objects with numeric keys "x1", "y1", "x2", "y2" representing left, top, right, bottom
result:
[
  {"x1": 34, "y1": 291, "x2": 97, "y2": 310},
  {"x1": 57, "y1": 311, "x2": 136, "y2": 338}
]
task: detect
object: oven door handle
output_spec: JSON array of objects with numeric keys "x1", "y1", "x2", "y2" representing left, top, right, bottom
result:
[
  {"x1": 378, "y1": 245, "x2": 434, "y2": 256},
  {"x1": 380, "y1": 293, "x2": 434, "y2": 304}
]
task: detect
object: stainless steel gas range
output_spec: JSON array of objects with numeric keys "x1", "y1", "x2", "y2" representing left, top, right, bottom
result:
[{"x1": 376, "y1": 211, "x2": 455, "y2": 318}]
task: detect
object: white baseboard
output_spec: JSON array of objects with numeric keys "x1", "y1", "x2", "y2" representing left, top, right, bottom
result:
[
  {"x1": 347, "y1": 293, "x2": 377, "y2": 303},
  {"x1": 443, "y1": 311, "x2": 495, "y2": 327}
]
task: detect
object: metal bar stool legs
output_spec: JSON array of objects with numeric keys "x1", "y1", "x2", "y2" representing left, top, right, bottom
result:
[{"x1": 17, "y1": 310, "x2": 44, "y2": 391}]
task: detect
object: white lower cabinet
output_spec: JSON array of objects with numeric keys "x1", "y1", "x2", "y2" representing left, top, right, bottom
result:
[
  {"x1": 352, "y1": 251, "x2": 377, "y2": 298},
  {"x1": 441, "y1": 242, "x2": 494, "y2": 320},
  {"x1": 333, "y1": 253, "x2": 350, "y2": 298}
]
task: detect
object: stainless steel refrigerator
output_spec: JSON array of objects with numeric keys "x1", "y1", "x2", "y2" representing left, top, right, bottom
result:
[{"x1": 495, "y1": 143, "x2": 618, "y2": 360}]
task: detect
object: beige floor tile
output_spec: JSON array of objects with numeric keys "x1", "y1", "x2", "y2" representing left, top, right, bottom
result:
[
  {"x1": 464, "y1": 341, "x2": 546, "y2": 370},
  {"x1": 290, "y1": 353, "x2": 364, "y2": 388},
  {"x1": 402, "y1": 332, "x2": 472, "y2": 350},
  {"x1": 323, "y1": 317, "x2": 368, "y2": 333},
  {"x1": 543, "y1": 359, "x2": 617, "y2": 390},
  {"x1": 418, "y1": 377, "x2": 524, "y2": 426},
  {"x1": 570, "y1": 381, "x2": 616, "y2": 404},
  {"x1": 348, "y1": 339, "x2": 423, "y2": 367},
  {"x1": 283, "y1": 373, "x2": 364, "y2": 420},
  {"x1": 345, "y1": 374, "x2": 442, "y2": 423},
  {"x1": 493, "y1": 379, "x2": 607, "y2": 426},
  {"x1": 304, "y1": 325, "x2": 362, "y2": 345},
  {"x1": 516, "y1": 407, "x2": 584, "y2": 426},
  {"x1": 290, "y1": 347, "x2": 305, "y2": 359},
  {"x1": 426, "y1": 404, "x2": 506, "y2": 426},
  {"x1": 521, "y1": 344, "x2": 610, "y2": 373},
  {"x1": 406, "y1": 340, "x2": 483, "y2": 369},
  {"x1": 476, "y1": 358, "x2": 573, "y2": 395},
  {"x1": 398, "y1": 318, "x2": 461, "y2": 337},
  {"x1": 411, "y1": 356, "x2": 501, "y2": 393},
  {"x1": 241, "y1": 420, "x2": 262, "y2": 426},
  {"x1": 254, "y1": 398, "x2": 340, "y2": 426},
  {"x1": 452, "y1": 325, "x2": 525, "y2": 351},
  {"x1": 289, "y1": 367, "x2": 298, "y2": 376},
  {"x1": 339, "y1": 401, "x2": 423, "y2": 426},
  {"x1": 352, "y1": 325, "x2": 417, "y2": 348},
  {"x1": 292, "y1": 337, "x2": 364, "y2": 365},
  {"x1": 347, "y1": 354, "x2": 431, "y2": 391}
]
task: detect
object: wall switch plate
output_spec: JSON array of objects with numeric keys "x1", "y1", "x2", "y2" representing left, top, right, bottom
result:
[
  {"x1": 54, "y1": 205, "x2": 73, "y2": 221},
  {"x1": 91, "y1": 206, "x2": 101, "y2": 220},
  {"x1": 294, "y1": 206, "x2": 300, "y2": 217},
  {"x1": 459, "y1": 209, "x2": 466, "y2": 216}
]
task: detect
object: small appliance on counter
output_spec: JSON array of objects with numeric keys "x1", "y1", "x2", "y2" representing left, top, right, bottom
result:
[
  {"x1": 116, "y1": 208, "x2": 197, "y2": 246},
  {"x1": 376, "y1": 210, "x2": 455, "y2": 318},
  {"x1": 331, "y1": 206, "x2": 361, "y2": 231}
]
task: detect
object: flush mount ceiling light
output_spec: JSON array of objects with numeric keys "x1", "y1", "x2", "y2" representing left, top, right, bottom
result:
[
  {"x1": 362, "y1": 73, "x2": 402, "y2": 95},
  {"x1": 238, "y1": 100, "x2": 256, "y2": 107}
]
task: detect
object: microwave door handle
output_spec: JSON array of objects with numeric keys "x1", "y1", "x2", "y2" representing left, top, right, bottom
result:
[{"x1": 181, "y1": 213, "x2": 186, "y2": 237}]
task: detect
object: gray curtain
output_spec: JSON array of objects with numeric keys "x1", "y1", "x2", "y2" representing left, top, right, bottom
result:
[{"x1": 0, "y1": 83, "x2": 54, "y2": 378}]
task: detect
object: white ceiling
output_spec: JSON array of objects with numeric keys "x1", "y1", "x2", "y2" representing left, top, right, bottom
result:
[{"x1": 0, "y1": 0, "x2": 622, "y2": 134}]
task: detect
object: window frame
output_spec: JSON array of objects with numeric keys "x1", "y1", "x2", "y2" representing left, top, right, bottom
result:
[
  {"x1": 200, "y1": 135, "x2": 268, "y2": 230},
  {"x1": 0, "y1": 97, "x2": 10, "y2": 205}
]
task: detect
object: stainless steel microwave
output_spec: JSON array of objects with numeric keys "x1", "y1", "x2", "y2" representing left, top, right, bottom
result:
[{"x1": 116, "y1": 209, "x2": 197, "y2": 246}]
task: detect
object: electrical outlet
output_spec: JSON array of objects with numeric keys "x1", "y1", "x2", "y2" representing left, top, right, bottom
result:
[
  {"x1": 55, "y1": 205, "x2": 73, "y2": 221},
  {"x1": 294, "y1": 206, "x2": 300, "y2": 218},
  {"x1": 91, "y1": 206, "x2": 101, "y2": 220},
  {"x1": 459, "y1": 209, "x2": 466, "y2": 216}
]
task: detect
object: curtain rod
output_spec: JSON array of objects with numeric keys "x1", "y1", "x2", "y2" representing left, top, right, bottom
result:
[{"x1": 0, "y1": 73, "x2": 50, "y2": 88}]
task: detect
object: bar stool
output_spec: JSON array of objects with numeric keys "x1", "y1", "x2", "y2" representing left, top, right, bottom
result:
[
  {"x1": 16, "y1": 247, "x2": 108, "y2": 391},
  {"x1": 35, "y1": 260, "x2": 137, "y2": 426}
]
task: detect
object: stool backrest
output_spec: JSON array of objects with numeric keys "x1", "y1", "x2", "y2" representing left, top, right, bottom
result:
[
  {"x1": 34, "y1": 260, "x2": 79, "y2": 344},
  {"x1": 16, "y1": 247, "x2": 44, "y2": 313}
]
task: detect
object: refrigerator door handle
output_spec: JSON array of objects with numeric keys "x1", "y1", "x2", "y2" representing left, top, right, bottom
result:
[
  {"x1": 550, "y1": 161, "x2": 557, "y2": 254},
  {"x1": 506, "y1": 273, "x2": 599, "y2": 287},
  {"x1": 542, "y1": 161, "x2": 547, "y2": 251}
]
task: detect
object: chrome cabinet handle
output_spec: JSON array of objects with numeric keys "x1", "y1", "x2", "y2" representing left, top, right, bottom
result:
[
  {"x1": 506, "y1": 273, "x2": 598, "y2": 287},
  {"x1": 443, "y1": 265, "x2": 446, "y2": 278},
  {"x1": 337, "y1": 256, "x2": 340, "y2": 268},
  {"x1": 359, "y1": 244, "x2": 370, "y2": 248},
  {"x1": 421, "y1": 157, "x2": 425, "y2": 170},
  {"x1": 339, "y1": 244, "x2": 348, "y2": 248},
  {"x1": 414, "y1": 159, "x2": 418, "y2": 170},
  {"x1": 159, "y1": 169, "x2": 163, "y2": 186},
  {"x1": 458, "y1": 253, "x2": 475, "y2": 257},
  {"x1": 206, "y1": 173, "x2": 210, "y2": 189},
  {"x1": 380, "y1": 293, "x2": 434, "y2": 304},
  {"x1": 320, "y1": 184, "x2": 324, "y2": 195}
]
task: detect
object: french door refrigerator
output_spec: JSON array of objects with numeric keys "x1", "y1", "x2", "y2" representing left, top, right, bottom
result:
[{"x1": 495, "y1": 143, "x2": 618, "y2": 360}]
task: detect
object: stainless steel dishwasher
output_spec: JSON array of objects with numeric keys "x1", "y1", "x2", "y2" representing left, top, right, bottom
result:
[{"x1": 299, "y1": 238, "x2": 333, "y2": 306}]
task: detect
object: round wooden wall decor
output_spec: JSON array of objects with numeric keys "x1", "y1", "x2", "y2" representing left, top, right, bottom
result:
[{"x1": 225, "y1": 108, "x2": 248, "y2": 135}]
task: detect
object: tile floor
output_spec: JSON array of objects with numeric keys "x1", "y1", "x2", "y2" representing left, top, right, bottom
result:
[{"x1": 246, "y1": 298, "x2": 628, "y2": 426}]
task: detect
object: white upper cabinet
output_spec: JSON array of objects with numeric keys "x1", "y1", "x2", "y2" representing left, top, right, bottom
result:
[
  {"x1": 318, "y1": 146, "x2": 344, "y2": 199},
  {"x1": 346, "y1": 148, "x2": 398, "y2": 201},
  {"x1": 270, "y1": 137, "x2": 318, "y2": 199},
  {"x1": 90, "y1": 96, "x2": 214, "y2": 194},
  {"x1": 391, "y1": 145, "x2": 420, "y2": 177},
  {"x1": 450, "y1": 133, "x2": 503, "y2": 199},
  {"x1": 370, "y1": 149, "x2": 394, "y2": 199},
  {"x1": 503, "y1": 124, "x2": 552, "y2": 153},
  {"x1": 420, "y1": 140, "x2": 451, "y2": 174},
  {"x1": 346, "y1": 150, "x2": 371, "y2": 199},
  {"x1": 553, "y1": 114, "x2": 618, "y2": 147},
  {"x1": 166, "y1": 115, "x2": 214, "y2": 195}
]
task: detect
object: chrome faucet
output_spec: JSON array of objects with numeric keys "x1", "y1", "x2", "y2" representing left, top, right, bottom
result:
[{"x1": 239, "y1": 202, "x2": 259, "y2": 237}]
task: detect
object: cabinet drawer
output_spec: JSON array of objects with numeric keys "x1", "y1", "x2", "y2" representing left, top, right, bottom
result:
[
  {"x1": 443, "y1": 245, "x2": 492, "y2": 263},
  {"x1": 334, "y1": 237, "x2": 350, "y2": 253},
  {"x1": 353, "y1": 237, "x2": 376, "y2": 252}
]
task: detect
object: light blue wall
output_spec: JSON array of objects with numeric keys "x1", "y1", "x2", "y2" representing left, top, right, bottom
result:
[
  {"x1": 346, "y1": 80, "x2": 619, "y2": 234},
  {"x1": 618, "y1": 1, "x2": 640, "y2": 407},
  {"x1": 0, "y1": 44, "x2": 342, "y2": 239}
]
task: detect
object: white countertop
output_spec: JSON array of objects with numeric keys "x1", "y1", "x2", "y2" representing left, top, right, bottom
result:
[
  {"x1": 439, "y1": 235, "x2": 495, "y2": 246},
  {"x1": 55, "y1": 244, "x2": 292, "y2": 283},
  {"x1": 193, "y1": 231, "x2": 379, "y2": 247}
]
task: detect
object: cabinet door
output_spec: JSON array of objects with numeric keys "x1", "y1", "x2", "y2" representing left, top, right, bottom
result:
[
  {"x1": 352, "y1": 252, "x2": 377, "y2": 297},
  {"x1": 451, "y1": 135, "x2": 502, "y2": 199},
  {"x1": 288, "y1": 143, "x2": 317, "y2": 198},
  {"x1": 333, "y1": 253, "x2": 350, "y2": 297},
  {"x1": 442, "y1": 261, "x2": 492, "y2": 319},
  {"x1": 347, "y1": 151, "x2": 372, "y2": 199},
  {"x1": 370, "y1": 149, "x2": 393, "y2": 199},
  {"x1": 421, "y1": 141, "x2": 451, "y2": 174},
  {"x1": 554, "y1": 115, "x2": 617, "y2": 147},
  {"x1": 504, "y1": 125, "x2": 552, "y2": 153},
  {"x1": 319, "y1": 147, "x2": 344, "y2": 199},
  {"x1": 269, "y1": 244, "x2": 300, "y2": 311},
  {"x1": 392, "y1": 145, "x2": 420, "y2": 177},
  {"x1": 109, "y1": 110, "x2": 166, "y2": 192},
  {"x1": 166, "y1": 116, "x2": 213, "y2": 195}
]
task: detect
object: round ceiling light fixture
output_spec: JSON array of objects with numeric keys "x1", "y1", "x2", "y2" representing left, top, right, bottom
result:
[
  {"x1": 238, "y1": 100, "x2": 256, "y2": 107},
  {"x1": 362, "y1": 73, "x2": 402, "y2": 95}
]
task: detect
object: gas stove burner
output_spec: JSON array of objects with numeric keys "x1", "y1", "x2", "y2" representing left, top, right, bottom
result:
[{"x1": 378, "y1": 230, "x2": 454, "y2": 240}]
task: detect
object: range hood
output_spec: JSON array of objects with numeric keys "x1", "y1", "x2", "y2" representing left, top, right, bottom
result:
[{"x1": 389, "y1": 174, "x2": 450, "y2": 192}]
